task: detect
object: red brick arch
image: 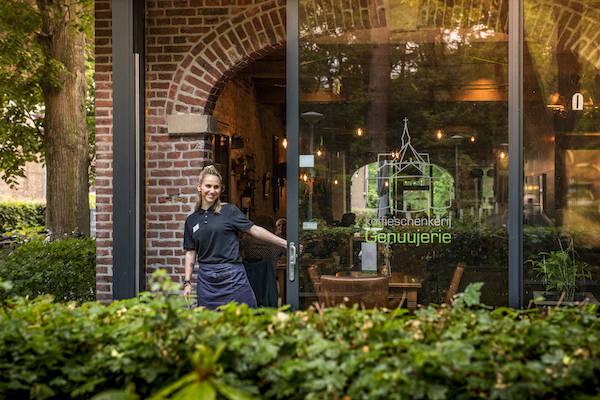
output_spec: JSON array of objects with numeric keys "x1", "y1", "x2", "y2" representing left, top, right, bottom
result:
[
  {"x1": 523, "y1": 0, "x2": 600, "y2": 69},
  {"x1": 417, "y1": 0, "x2": 600, "y2": 69},
  {"x1": 165, "y1": 0, "x2": 286, "y2": 117}
]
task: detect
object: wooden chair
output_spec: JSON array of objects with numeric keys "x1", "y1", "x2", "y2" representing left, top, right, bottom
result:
[
  {"x1": 443, "y1": 262, "x2": 466, "y2": 304},
  {"x1": 319, "y1": 275, "x2": 389, "y2": 309},
  {"x1": 307, "y1": 265, "x2": 327, "y2": 306},
  {"x1": 411, "y1": 262, "x2": 466, "y2": 309}
]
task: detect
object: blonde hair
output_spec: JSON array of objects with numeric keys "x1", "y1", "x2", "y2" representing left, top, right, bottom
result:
[{"x1": 195, "y1": 165, "x2": 225, "y2": 213}]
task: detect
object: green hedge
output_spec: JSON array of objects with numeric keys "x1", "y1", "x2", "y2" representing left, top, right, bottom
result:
[
  {"x1": 0, "y1": 236, "x2": 95, "y2": 303},
  {"x1": 0, "y1": 201, "x2": 45, "y2": 234},
  {"x1": 1, "y1": 275, "x2": 599, "y2": 400}
]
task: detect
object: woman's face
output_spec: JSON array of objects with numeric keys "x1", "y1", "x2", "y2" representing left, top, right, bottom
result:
[
  {"x1": 275, "y1": 219, "x2": 286, "y2": 237},
  {"x1": 198, "y1": 175, "x2": 222, "y2": 207}
]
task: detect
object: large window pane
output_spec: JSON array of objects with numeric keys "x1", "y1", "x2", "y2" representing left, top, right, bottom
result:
[
  {"x1": 298, "y1": 0, "x2": 509, "y2": 309},
  {"x1": 524, "y1": 0, "x2": 600, "y2": 305}
]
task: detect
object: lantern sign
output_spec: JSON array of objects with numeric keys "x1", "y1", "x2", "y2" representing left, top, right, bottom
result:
[{"x1": 572, "y1": 93, "x2": 584, "y2": 111}]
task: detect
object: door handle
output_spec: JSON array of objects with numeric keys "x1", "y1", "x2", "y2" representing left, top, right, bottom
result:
[{"x1": 288, "y1": 242, "x2": 296, "y2": 282}]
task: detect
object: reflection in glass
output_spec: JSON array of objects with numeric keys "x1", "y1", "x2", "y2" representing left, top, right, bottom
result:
[
  {"x1": 298, "y1": 0, "x2": 509, "y2": 308},
  {"x1": 524, "y1": 1, "x2": 600, "y2": 305}
]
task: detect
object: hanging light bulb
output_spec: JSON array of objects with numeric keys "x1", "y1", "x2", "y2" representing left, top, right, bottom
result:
[
  {"x1": 356, "y1": 128, "x2": 363, "y2": 136},
  {"x1": 316, "y1": 149, "x2": 322, "y2": 157},
  {"x1": 470, "y1": 136, "x2": 476, "y2": 143},
  {"x1": 384, "y1": 181, "x2": 389, "y2": 187},
  {"x1": 334, "y1": 179, "x2": 338, "y2": 185},
  {"x1": 302, "y1": 174, "x2": 308, "y2": 182},
  {"x1": 499, "y1": 151, "x2": 506, "y2": 160},
  {"x1": 436, "y1": 130, "x2": 443, "y2": 140},
  {"x1": 282, "y1": 138, "x2": 287, "y2": 149}
]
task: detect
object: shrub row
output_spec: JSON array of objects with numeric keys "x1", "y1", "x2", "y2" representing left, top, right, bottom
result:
[
  {"x1": 0, "y1": 235, "x2": 96, "y2": 303},
  {"x1": 0, "y1": 201, "x2": 45, "y2": 234},
  {"x1": 1, "y1": 277, "x2": 599, "y2": 400}
]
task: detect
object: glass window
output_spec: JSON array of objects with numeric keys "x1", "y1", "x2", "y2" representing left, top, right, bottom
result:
[
  {"x1": 524, "y1": 0, "x2": 600, "y2": 306},
  {"x1": 298, "y1": 0, "x2": 509, "y2": 309}
]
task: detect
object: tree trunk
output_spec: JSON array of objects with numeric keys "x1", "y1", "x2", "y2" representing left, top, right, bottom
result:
[{"x1": 37, "y1": 1, "x2": 90, "y2": 235}]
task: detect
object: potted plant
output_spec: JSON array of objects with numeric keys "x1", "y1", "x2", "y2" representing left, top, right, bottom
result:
[{"x1": 528, "y1": 239, "x2": 594, "y2": 304}]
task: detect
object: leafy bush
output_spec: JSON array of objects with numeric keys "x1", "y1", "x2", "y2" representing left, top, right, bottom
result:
[
  {"x1": 0, "y1": 201, "x2": 45, "y2": 234},
  {"x1": 0, "y1": 235, "x2": 95, "y2": 303},
  {"x1": 0, "y1": 275, "x2": 599, "y2": 400}
]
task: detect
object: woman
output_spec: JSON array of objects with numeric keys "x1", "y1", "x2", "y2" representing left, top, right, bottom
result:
[
  {"x1": 182, "y1": 165, "x2": 287, "y2": 309},
  {"x1": 275, "y1": 218, "x2": 286, "y2": 239}
]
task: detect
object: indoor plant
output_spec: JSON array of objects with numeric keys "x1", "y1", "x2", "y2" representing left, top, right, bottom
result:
[{"x1": 528, "y1": 239, "x2": 591, "y2": 303}]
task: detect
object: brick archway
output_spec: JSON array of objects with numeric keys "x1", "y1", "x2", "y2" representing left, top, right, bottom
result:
[
  {"x1": 415, "y1": 0, "x2": 600, "y2": 69},
  {"x1": 165, "y1": 0, "x2": 286, "y2": 117},
  {"x1": 524, "y1": 0, "x2": 600, "y2": 69}
]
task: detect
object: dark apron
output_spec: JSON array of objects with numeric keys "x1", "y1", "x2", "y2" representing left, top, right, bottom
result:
[{"x1": 196, "y1": 262, "x2": 257, "y2": 309}]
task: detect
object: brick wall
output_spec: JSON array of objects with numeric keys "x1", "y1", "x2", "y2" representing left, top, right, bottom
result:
[
  {"x1": 0, "y1": 161, "x2": 45, "y2": 201},
  {"x1": 144, "y1": 0, "x2": 285, "y2": 289},
  {"x1": 94, "y1": 0, "x2": 286, "y2": 302},
  {"x1": 95, "y1": 0, "x2": 114, "y2": 302}
]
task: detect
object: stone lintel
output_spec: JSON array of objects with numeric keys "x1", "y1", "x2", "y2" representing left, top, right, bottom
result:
[{"x1": 167, "y1": 114, "x2": 218, "y2": 137}]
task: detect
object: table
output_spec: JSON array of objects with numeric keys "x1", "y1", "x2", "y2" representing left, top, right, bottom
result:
[
  {"x1": 331, "y1": 271, "x2": 421, "y2": 310},
  {"x1": 388, "y1": 272, "x2": 422, "y2": 309},
  {"x1": 532, "y1": 290, "x2": 600, "y2": 307},
  {"x1": 388, "y1": 282, "x2": 421, "y2": 310}
]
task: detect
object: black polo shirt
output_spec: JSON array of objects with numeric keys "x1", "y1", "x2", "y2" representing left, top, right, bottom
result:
[{"x1": 183, "y1": 203, "x2": 254, "y2": 264}]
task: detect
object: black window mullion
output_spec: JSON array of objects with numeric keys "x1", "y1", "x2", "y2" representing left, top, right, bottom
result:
[{"x1": 508, "y1": 0, "x2": 524, "y2": 308}]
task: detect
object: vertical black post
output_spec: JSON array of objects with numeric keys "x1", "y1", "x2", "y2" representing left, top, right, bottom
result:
[
  {"x1": 508, "y1": 0, "x2": 524, "y2": 308},
  {"x1": 112, "y1": 0, "x2": 145, "y2": 299},
  {"x1": 286, "y1": 0, "x2": 299, "y2": 309}
]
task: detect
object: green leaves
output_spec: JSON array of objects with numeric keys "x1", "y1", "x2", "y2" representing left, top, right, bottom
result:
[
  {"x1": 527, "y1": 239, "x2": 592, "y2": 301},
  {"x1": 0, "y1": 201, "x2": 45, "y2": 234},
  {"x1": 148, "y1": 344, "x2": 257, "y2": 400},
  {"x1": 0, "y1": 0, "x2": 95, "y2": 187},
  {"x1": 1, "y1": 279, "x2": 600, "y2": 399},
  {"x1": 0, "y1": 0, "x2": 45, "y2": 186},
  {"x1": 0, "y1": 235, "x2": 95, "y2": 303},
  {"x1": 452, "y1": 282, "x2": 484, "y2": 309}
]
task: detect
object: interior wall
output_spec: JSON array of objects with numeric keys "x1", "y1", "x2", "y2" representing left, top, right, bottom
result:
[
  {"x1": 256, "y1": 103, "x2": 287, "y2": 220},
  {"x1": 213, "y1": 75, "x2": 285, "y2": 226}
]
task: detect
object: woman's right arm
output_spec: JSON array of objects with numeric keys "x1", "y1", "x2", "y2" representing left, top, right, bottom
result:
[{"x1": 183, "y1": 250, "x2": 196, "y2": 296}]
